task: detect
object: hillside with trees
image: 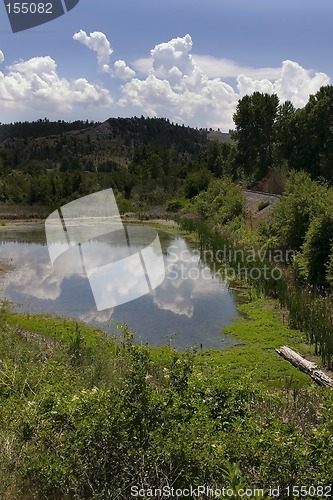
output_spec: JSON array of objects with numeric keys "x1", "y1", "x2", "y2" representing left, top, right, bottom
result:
[{"x1": 0, "y1": 116, "x2": 210, "y2": 207}]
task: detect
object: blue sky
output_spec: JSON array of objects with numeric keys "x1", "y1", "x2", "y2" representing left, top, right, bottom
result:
[{"x1": 0, "y1": 0, "x2": 331, "y2": 130}]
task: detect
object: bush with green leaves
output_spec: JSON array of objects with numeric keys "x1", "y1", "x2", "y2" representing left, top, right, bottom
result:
[
  {"x1": 184, "y1": 168, "x2": 213, "y2": 199},
  {"x1": 166, "y1": 198, "x2": 187, "y2": 212},
  {"x1": 295, "y1": 210, "x2": 333, "y2": 286},
  {"x1": 193, "y1": 177, "x2": 244, "y2": 226},
  {"x1": 269, "y1": 171, "x2": 329, "y2": 250}
]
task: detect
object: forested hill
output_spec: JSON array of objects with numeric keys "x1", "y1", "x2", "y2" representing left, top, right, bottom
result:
[
  {"x1": 0, "y1": 116, "x2": 223, "y2": 207},
  {"x1": 0, "y1": 116, "x2": 209, "y2": 173},
  {"x1": 0, "y1": 118, "x2": 93, "y2": 141},
  {"x1": 104, "y1": 117, "x2": 208, "y2": 153},
  {"x1": 0, "y1": 116, "x2": 208, "y2": 151},
  {"x1": 0, "y1": 116, "x2": 209, "y2": 142}
]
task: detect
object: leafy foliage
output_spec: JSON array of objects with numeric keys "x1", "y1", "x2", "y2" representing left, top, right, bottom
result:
[
  {"x1": 269, "y1": 171, "x2": 328, "y2": 250},
  {"x1": 277, "y1": 85, "x2": 333, "y2": 182},
  {"x1": 193, "y1": 178, "x2": 244, "y2": 226},
  {"x1": 232, "y1": 92, "x2": 279, "y2": 181},
  {"x1": 296, "y1": 211, "x2": 333, "y2": 285},
  {"x1": 232, "y1": 85, "x2": 333, "y2": 186}
]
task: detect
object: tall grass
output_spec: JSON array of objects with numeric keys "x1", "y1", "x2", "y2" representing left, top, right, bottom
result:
[{"x1": 286, "y1": 287, "x2": 333, "y2": 369}]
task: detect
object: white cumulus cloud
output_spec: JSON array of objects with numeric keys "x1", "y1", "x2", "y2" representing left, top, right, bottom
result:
[
  {"x1": 113, "y1": 60, "x2": 136, "y2": 80},
  {"x1": 0, "y1": 32, "x2": 329, "y2": 130},
  {"x1": 120, "y1": 34, "x2": 331, "y2": 130},
  {"x1": 272, "y1": 60, "x2": 330, "y2": 108},
  {"x1": 0, "y1": 54, "x2": 113, "y2": 114},
  {"x1": 237, "y1": 75, "x2": 274, "y2": 97},
  {"x1": 73, "y1": 30, "x2": 113, "y2": 73},
  {"x1": 73, "y1": 30, "x2": 136, "y2": 80},
  {"x1": 120, "y1": 34, "x2": 237, "y2": 130}
]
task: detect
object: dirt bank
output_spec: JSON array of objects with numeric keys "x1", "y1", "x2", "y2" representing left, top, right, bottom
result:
[{"x1": 243, "y1": 190, "x2": 280, "y2": 224}]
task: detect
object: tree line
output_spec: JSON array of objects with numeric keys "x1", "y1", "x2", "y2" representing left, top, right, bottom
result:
[{"x1": 232, "y1": 85, "x2": 333, "y2": 184}]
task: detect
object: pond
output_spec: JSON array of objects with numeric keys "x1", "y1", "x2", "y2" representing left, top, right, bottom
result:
[{"x1": 0, "y1": 223, "x2": 240, "y2": 350}]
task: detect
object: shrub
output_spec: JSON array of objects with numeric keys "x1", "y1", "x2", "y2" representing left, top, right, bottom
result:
[
  {"x1": 193, "y1": 177, "x2": 244, "y2": 226},
  {"x1": 270, "y1": 171, "x2": 329, "y2": 250},
  {"x1": 166, "y1": 198, "x2": 186, "y2": 212}
]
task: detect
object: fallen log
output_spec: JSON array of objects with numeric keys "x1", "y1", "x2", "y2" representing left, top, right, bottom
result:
[{"x1": 276, "y1": 346, "x2": 333, "y2": 388}]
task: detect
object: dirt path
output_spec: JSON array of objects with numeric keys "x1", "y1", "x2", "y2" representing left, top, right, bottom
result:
[{"x1": 243, "y1": 190, "x2": 280, "y2": 223}]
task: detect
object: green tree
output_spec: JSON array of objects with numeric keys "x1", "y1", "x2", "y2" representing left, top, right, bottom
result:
[
  {"x1": 277, "y1": 86, "x2": 333, "y2": 183},
  {"x1": 305, "y1": 85, "x2": 333, "y2": 181},
  {"x1": 273, "y1": 100, "x2": 296, "y2": 166},
  {"x1": 184, "y1": 168, "x2": 212, "y2": 199},
  {"x1": 193, "y1": 177, "x2": 244, "y2": 225},
  {"x1": 232, "y1": 92, "x2": 279, "y2": 181},
  {"x1": 296, "y1": 210, "x2": 333, "y2": 286},
  {"x1": 199, "y1": 141, "x2": 237, "y2": 178},
  {"x1": 270, "y1": 171, "x2": 328, "y2": 250}
]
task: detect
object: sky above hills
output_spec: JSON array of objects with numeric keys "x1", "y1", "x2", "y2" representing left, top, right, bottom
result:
[{"x1": 0, "y1": 0, "x2": 331, "y2": 130}]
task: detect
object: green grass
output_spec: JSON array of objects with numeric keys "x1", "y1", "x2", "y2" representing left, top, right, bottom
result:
[
  {"x1": 196, "y1": 295, "x2": 313, "y2": 388},
  {"x1": 5, "y1": 312, "x2": 105, "y2": 348}
]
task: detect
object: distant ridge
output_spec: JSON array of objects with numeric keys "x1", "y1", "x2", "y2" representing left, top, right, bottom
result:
[{"x1": 207, "y1": 130, "x2": 233, "y2": 143}]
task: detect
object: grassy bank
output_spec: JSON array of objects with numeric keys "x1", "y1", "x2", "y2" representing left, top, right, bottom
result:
[
  {"x1": 2, "y1": 300, "x2": 333, "y2": 499},
  {"x1": 197, "y1": 295, "x2": 312, "y2": 388},
  {"x1": 5, "y1": 294, "x2": 313, "y2": 388}
]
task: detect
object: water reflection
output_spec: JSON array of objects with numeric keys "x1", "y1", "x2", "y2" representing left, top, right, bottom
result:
[{"x1": 0, "y1": 225, "x2": 239, "y2": 349}]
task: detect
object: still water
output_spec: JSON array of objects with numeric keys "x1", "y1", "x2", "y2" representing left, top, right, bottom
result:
[{"x1": 0, "y1": 223, "x2": 239, "y2": 349}]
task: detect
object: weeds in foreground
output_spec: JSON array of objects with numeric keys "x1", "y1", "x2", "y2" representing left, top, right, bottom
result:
[{"x1": 1, "y1": 304, "x2": 333, "y2": 498}]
